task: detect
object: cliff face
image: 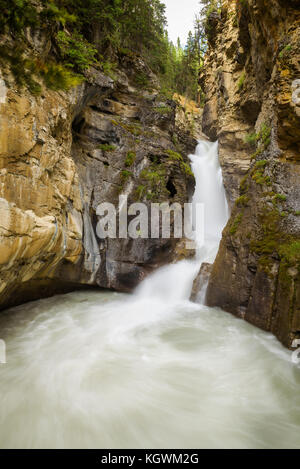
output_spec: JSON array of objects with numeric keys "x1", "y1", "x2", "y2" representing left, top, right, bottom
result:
[
  {"x1": 202, "y1": 0, "x2": 300, "y2": 348},
  {"x1": 0, "y1": 36, "x2": 197, "y2": 309}
]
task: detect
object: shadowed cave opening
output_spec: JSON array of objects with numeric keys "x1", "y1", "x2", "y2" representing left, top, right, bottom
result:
[{"x1": 166, "y1": 178, "x2": 177, "y2": 198}]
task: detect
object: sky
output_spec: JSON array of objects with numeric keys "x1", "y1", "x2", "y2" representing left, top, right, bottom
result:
[{"x1": 163, "y1": 0, "x2": 201, "y2": 46}]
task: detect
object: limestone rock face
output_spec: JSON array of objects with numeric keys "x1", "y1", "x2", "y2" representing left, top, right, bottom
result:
[
  {"x1": 202, "y1": 0, "x2": 300, "y2": 349},
  {"x1": 0, "y1": 56, "x2": 197, "y2": 309}
]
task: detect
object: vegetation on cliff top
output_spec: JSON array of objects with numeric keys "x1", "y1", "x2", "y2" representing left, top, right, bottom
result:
[
  {"x1": 0, "y1": 0, "x2": 211, "y2": 102},
  {"x1": 1, "y1": 0, "x2": 170, "y2": 90}
]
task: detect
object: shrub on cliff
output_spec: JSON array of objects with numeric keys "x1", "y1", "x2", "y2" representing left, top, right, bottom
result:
[{"x1": 0, "y1": 0, "x2": 206, "y2": 102}]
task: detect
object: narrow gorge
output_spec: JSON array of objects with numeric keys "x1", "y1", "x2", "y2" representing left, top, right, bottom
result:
[
  {"x1": 202, "y1": 0, "x2": 300, "y2": 349},
  {"x1": 0, "y1": 0, "x2": 299, "y2": 450},
  {"x1": 0, "y1": 52, "x2": 197, "y2": 306}
]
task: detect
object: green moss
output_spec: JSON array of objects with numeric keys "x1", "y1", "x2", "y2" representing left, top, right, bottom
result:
[
  {"x1": 181, "y1": 162, "x2": 194, "y2": 177},
  {"x1": 240, "y1": 166, "x2": 299, "y2": 279},
  {"x1": 229, "y1": 212, "x2": 244, "y2": 235},
  {"x1": 245, "y1": 132, "x2": 257, "y2": 146},
  {"x1": 279, "y1": 44, "x2": 292, "y2": 59},
  {"x1": 239, "y1": 174, "x2": 249, "y2": 194},
  {"x1": 139, "y1": 159, "x2": 169, "y2": 200},
  {"x1": 279, "y1": 242, "x2": 300, "y2": 265},
  {"x1": 250, "y1": 159, "x2": 271, "y2": 186},
  {"x1": 171, "y1": 134, "x2": 179, "y2": 146},
  {"x1": 26, "y1": 79, "x2": 42, "y2": 95},
  {"x1": 255, "y1": 160, "x2": 268, "y2": 169},
  {"x1": 166, "y1": 150, "x2": 194, "y2": 177},
  {"x1": 250, "y1": 210, "x2": 280, "y2": 256},
  {"x1": 120, "y1": 170, "x2": 133, "y2": 182},
  {"x1": 250, "y1": 147, "x2": 263, "y2": 160},
  {"x1": 146, "y1": 191, "x2": 156, "y2": 200},
  {"x1": 98, "y1": 144, "x2": 116, "y2": 152},
  {"x1": 126, "y1": 123, "x2": 143, "y2": 137},
  {"x1": 236, "y1": 195, "x2": 249, "y2": 207},
  {"x1": 251, "y1": 239, "x2": 278, "y2": 257},
  {"x1": 237, "y1": 71, "x2": 246, "y2": 90},
  {"x1": 248, "y1": 124, "x2": 271, "y2": 160},
  {"x1": 125, "y1": 151, "x2": 136, "y2": 167},
  {"x1": 166, "y1": 149, "x2": 183, "y2": 161},
  {"x1": 249, "y1": 205, "x2": 300, "y2": 278},
  {"x1": 252, "y1": 170, "x2": 270, "y2": 186},
  {"x1": 273, "y1": 193, "x2": 287, "y2": 203},
  {"x1": 135, "y1": 185, "x2": 146, "y2": 200},
  {"x1": 260, "y1": 123, "x2": 271, "y2": 142},
  {"x1": 250, "y1": 144, "x2": 270, "y2": 160},
  {"x1": 294, "y1": 211, "x2": 300, "y2": 216},
  {"x1": 154, "y1": 106, "x2": 172, "y2": 115},
  {"x1": 140, "y1": 168, "x2": 165, "y2": 184},
  {"x1": 112, "y1": 120, "x2": 143, "y2": 137}
]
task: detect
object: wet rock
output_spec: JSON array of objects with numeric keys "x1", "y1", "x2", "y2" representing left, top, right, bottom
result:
[
  {"x1": 190, "y1": 263, "x2": 213, "y2": 304},
  {"x1": 0, "y1": 54, "x2": 199, "y2": 309},
  {"x1": 203, "y1": 0, "x2": 300, "y2": 349}
]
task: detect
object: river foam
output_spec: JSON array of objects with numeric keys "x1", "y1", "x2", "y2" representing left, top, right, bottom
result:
[{"x1": 0, "y1": 142, "x2": 299, "y2": 449}]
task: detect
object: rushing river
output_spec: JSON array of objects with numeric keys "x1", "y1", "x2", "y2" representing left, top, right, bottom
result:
[{"x1": 0, "y1": 142, "x2": 299, "y2": 449}]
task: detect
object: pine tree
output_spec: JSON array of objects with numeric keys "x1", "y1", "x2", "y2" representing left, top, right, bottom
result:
[{"x1": 0, "y1": 0, "x2": 209, "y2": 100}]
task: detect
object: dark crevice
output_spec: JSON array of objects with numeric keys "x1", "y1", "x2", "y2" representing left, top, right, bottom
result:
[
  {"x1": 149, "y1": 154, "x2": 162, "y2": 164},
  {"x1": 166, "y1": 178, "x2": 177, "y2": 198},
  {"x1": 72, "y1": 116, "x2": 85, "y2": 134}
]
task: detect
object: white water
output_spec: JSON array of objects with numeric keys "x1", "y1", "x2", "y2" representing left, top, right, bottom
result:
[
  {"x1": 135, "y1": 140, "x2": 229, "y2": 304},
  {"x1": 0, "y1": 141, "x2": 300, "y2": 449},
  {"x1": 191, "y1": 140, "x2": 229, "y2": 262}
]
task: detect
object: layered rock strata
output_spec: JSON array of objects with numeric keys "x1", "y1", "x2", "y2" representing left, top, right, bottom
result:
[
  {"x1": 200, "y1": 0, "x2": 300, "y2": 349},
  {"x1": 0, "y1": 50, "x2": 197, "y2": 309}
]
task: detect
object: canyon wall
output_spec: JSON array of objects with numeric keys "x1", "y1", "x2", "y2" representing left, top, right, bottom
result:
[
  {"x1": 1, "y1": 0, "x2": 299, "y2": 352},
  {"x1": 0, "y1": 36, "x2": 198, "y2": 309},
  {"x1": 201, "y1": 0, "x2": 300, "y2": 348}
]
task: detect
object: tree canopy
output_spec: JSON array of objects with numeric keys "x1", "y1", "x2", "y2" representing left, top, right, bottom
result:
[{"x1": 0, "y1": 0, "x2": 212, "y2": 102}]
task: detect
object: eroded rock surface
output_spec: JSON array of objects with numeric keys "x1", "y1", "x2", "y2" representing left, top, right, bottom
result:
[
  {"x1": 190, "y1": 263, "x2": 212, "y2": 304},
  {"x1": 0, "y1": 54, "x2": 197, "y2": 308},
  {"x1": 202, "y1": 0, "x2": 300, "y2": 349}
]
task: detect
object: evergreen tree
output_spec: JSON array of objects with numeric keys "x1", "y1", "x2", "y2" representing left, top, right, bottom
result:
[{"x1": 0, "y1": 0, "x2": 211, "y2": 102}]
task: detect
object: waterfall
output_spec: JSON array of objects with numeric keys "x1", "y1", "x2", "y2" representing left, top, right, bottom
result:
[
  {"x1": 135, "y1": 139, "x2": 229, "y2": 304},
  {"x1": 190, "y1": 140, "x2": 229, "y2": 261},
  {"x1": 0, "y1": 141, "x2": 299, "y2": 450}
]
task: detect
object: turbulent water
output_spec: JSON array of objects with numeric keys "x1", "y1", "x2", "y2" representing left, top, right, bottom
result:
[{"x1": 0, "y1": 142, "x2": 300, "y2": 449}]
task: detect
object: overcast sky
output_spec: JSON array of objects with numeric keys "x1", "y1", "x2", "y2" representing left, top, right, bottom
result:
[{"x1": 163, "y1": 0, "x2": 201, "y2": 46}]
